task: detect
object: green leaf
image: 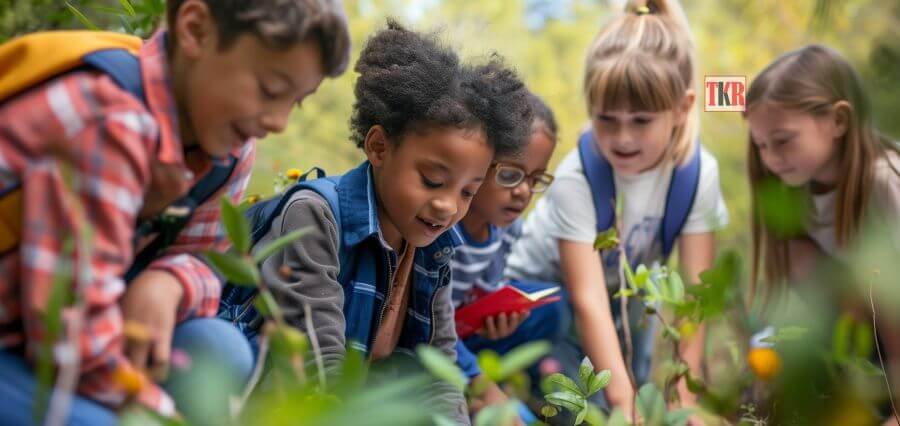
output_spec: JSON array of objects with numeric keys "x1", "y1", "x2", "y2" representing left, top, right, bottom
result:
[
  {"x1": 685, "y1": 372, "x2": 707, "y2": 394},
  {"x1": 668, "y1": 271, "x2": 685, "y2": 304},
  {"x1": 756, "y1": 178, "x2": 808, "y2": 238},
  {"x1": 268, "y1": 324, "x2": 309, "y2": 355},
  {"x1": 416, "y1": 345, "x2": 465, "y2": 391},
  {"x1": 546, "y1": 373, "x2": 582, "y2": 396},
  {"x1": 92, "y1": 5, "x2": 131, "y2": 15},
  {"x1": 607, "y1": 408, "x2": 629, "y2": 426},
  {"x1": 545, "y1": 391, "x2": 586, "y2": 413},
  {"x1": 594, "y1": 228, "x2": 619, "y2": 251},
  {"x1": 832, "y1": 313, "x2": 853, "y2": 361},
  {"x1": 622, "y1": 257, "x2": 638, "y2": 292},
  {"x1": 665, "y1": 408, "x2": 694, "y2": 426},
  {"x1": 432, "y1": 414, "x2": 456, "y2": 426},
  {"x1": 474, "y1": 401, "x2": 518, "y2": 426},
  {"x1": 118, "y1": 0, "x2": 136, "y2": 16},
  {"x1": 575, "y1": 406, "x2": 588, "y2": 425},
  {"x1": 578, "y1": 358, "x2": 594, "y2": 390},
  {"x1": 478, "y1": 350, "x2": 503, "y2": 382},
  {"x1": 636, "y1": 383, "x2": 666, "y2": 426},
  {"x1": 204, "y1": 251, "x2": 259, "y2": 285},
  {"x1": 644, "y1": 276, "x2": 661, "y2": 302},
  {"x1": 691, "y1": 251, "x2": 741, "y2": 319},
  {"x1": 66, "y1": 2, "x2": 100, "y2": 30},
  {"x1": 221, "y1": 196, "x2": 251, "y2": 254},
  {"x1": 585, "y1": 404, "x2": 607, "y2": 426},
  {"x1": 498, "y1": 341, "x2": 550, "y2": 379},
  {"x1": 613, "y1": 288, "x2": 636, "y2": 298},
  {"x1": 586, "y1": 369, "x2": 612, "y2": 396},
  {"x1": 253, "y1": 226, "x2": 313, "y2": 263},
  {"x1": 853, "y1": 321, "x2": 874, "y2": 359},
  {"x1": 634, "y1": 265, "x2": 650, "y2": 288},
  {"x1": 762, "y1": 326, "x2": 809, "y2": 345},
  {"x1": 253, "y1": 296, "x2": 270, "y2": 316}
]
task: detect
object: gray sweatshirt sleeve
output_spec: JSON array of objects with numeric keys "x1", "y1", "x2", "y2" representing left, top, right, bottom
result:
[
  {"x1": 256, "y1": 191, "x2": 346, "y2": 372},
  {"x1": 426, "y1": 283, "x2": 471, "y2": 425}
]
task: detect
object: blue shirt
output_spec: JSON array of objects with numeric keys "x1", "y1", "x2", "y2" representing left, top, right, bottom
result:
[{"x1": 449, "y1": 220, "x2": 523, "y2": 307}]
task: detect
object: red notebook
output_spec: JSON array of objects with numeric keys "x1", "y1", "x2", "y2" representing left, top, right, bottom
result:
[{"x1": 455, "y1": 285, "x2": 561, "y2": 339}]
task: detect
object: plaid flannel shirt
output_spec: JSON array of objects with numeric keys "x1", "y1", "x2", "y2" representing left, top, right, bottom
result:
[{"x1": 0, "y1": 31, "x2": 255, "y2": 415}]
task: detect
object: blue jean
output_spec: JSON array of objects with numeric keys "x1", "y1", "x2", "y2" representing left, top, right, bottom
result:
[{"x1": 0, "y1": 318, "x2": 253, "y2": 426}]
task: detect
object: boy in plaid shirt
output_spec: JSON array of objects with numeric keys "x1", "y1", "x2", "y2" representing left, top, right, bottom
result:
[{"x1": 0, "y1": 0, "x2": 350, "y2": 423}]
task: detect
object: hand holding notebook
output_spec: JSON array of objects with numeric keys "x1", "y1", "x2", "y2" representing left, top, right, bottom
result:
[{"x1": 455, "y1": 285, "x2": 561, "y2": 339}]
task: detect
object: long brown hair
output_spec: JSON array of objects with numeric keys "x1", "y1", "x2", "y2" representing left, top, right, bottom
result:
[
  {"x1": 746, "y1": 45, "x2": 897, "y2": 300},
  {"x1": 582, "y1": 0, "x2": 698, "y2": 165}
]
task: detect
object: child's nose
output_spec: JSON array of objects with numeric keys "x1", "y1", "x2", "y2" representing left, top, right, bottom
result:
[
  {"x1": 430, "y1": 195, "x2": 457, "y2": 218},
  {"x1": 260, "y1": 108, "x2": 291, "y2": 134},
  {"x1": 511, "y1": 180, "x2": 530, "y2": 198}
]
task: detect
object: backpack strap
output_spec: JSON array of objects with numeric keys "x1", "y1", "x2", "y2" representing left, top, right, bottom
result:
[
  {"x1": 81, "y1": 49, "x2": 146, "y2": 104},
  {"x1": 660, "y1": 143, "x2": 702, "y2": 259},
  {"x1": 243, "y1": 169, "x2": 349, "y2": 284},
  {"x1": 577, "y1": 130, "x2": 616, "y2": 234},
  {"x1": 577, "y1": 130, "x2": 703, "y2": 260},
  {"x1": 125, "y1": 155, "x2": 239, "y2": 282}
]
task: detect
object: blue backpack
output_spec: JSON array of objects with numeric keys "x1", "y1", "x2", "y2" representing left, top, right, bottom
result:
[
  {"x1": 576, "y1": 130, "x2": 701, "y2": 260},
  {"x1": 220, "y1": 168, "x2": 348, "y2": 312}
]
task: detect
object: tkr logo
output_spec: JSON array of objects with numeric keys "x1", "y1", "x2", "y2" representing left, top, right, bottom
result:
[{"x1": 704, "y1": 76, "x2": 746, "y2": 112}]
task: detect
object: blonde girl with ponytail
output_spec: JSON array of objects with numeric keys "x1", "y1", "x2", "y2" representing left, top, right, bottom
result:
[{"x1": 505, "y1": 0, "x2": 727, "y2": 422}]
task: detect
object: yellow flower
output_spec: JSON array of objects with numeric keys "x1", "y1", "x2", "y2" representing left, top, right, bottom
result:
[
  {"x1": 245, "y1": 194, "x2": 261, "y2": 205},
  {"x1": 748, "y1": 347, "x2": 781, "y2": 381},
  {"x1": 113, "y1": 364, "x2": 147, "y2": 395},
  {"x1": 285, "y1": 168, "x2": 303, "y2": 180},
  {"x1": 678, "y1": 321, "x2": 698, "y2": 340}
]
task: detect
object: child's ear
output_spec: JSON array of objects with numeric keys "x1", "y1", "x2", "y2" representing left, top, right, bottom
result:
[
  {"x1": 831, "y1": 100, "x2": 851, "y2": 140},
  {"x1": 364, "y1": 126, "x2": 391, "y2": 167},
  {"x1": 173, "y1": 0, "x2": 217, "y2": 60},
  {"x1": 676, "y1": 89, "x2": 696, "y2": 124}
]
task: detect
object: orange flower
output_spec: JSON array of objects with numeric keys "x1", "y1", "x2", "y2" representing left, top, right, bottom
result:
[
  {"x1": 748, "y1": 347, "x2": 781, "y2": 381},
  {"x1": 113, "y1": 364, "x2": 147, "y2": 395}
]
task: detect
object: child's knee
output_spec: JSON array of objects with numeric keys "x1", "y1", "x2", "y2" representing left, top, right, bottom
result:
[{"x1": 171, "y1": 318, "x2": 254, "y2": 383}]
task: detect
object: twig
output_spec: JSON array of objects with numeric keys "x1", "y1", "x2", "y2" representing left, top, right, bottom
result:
[
  {"x1": 304, "y1": 303, "x2": 327, "y2": 387},
  {"x1": 618, "y1": 252, "x2": 638, "y2": 422},
  {"x1": 869, "y1": 282, "x2": 900, "y2": 424},
  {"x1": 45, "y1": 171, "x2": 92, "y2": 426}
]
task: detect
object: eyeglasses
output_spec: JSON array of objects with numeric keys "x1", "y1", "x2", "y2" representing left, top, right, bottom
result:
[{"x1": 492, "y1": 162, "x2": 555, "y2": 193}]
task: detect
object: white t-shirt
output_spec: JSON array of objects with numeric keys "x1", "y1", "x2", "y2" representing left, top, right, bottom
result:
[
  {"x1": 807, "y1": 149, "x2": 900, "y2": 258},
  {"x1": 505, "y1": 145, "x2": 729, "y2": 291}
]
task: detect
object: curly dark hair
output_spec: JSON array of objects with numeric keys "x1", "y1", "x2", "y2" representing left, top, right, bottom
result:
[
  {"x1": 527, "y1": 92, "x2": 558, "y2": 143},
  {"x1": 349, "y1": 20, "x2": 532, "y2": 158}
]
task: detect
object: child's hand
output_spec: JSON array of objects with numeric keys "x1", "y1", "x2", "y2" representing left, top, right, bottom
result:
[
  {"x1": 478, "y1": 311, "x2": 529, "y2": 340},
  {"x1": 120, "y1": 270, "x2": 184, "y2": 381}
]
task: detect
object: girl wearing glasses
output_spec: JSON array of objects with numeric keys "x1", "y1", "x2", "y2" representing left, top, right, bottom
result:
[{"x1": 449, "y1": 93, "x2": 562, "y2": 421}]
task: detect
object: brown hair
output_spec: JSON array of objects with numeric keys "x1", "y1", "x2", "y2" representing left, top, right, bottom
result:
[
  {"x1": 746, "y1": 44, "x2": 898, "y2": 300},
  {"x1": 583, "y1": 0, "x2": 697, "y2": 165},
  {"x1": 166, "y1": 0, "x2": 351, "y2": 77}
]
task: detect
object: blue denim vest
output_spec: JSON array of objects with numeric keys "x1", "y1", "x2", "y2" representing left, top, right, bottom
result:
[{"x1": 219, "y1": 161, "x2": 461, "y2": 356}]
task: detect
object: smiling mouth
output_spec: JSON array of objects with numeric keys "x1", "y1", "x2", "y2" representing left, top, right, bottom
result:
[
  {"x1": 612, "y1": 148, "x2": 641, "y2": 158},
  {"x1": 417, "y1": 216, "x2": 446, "y2": 231}
]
